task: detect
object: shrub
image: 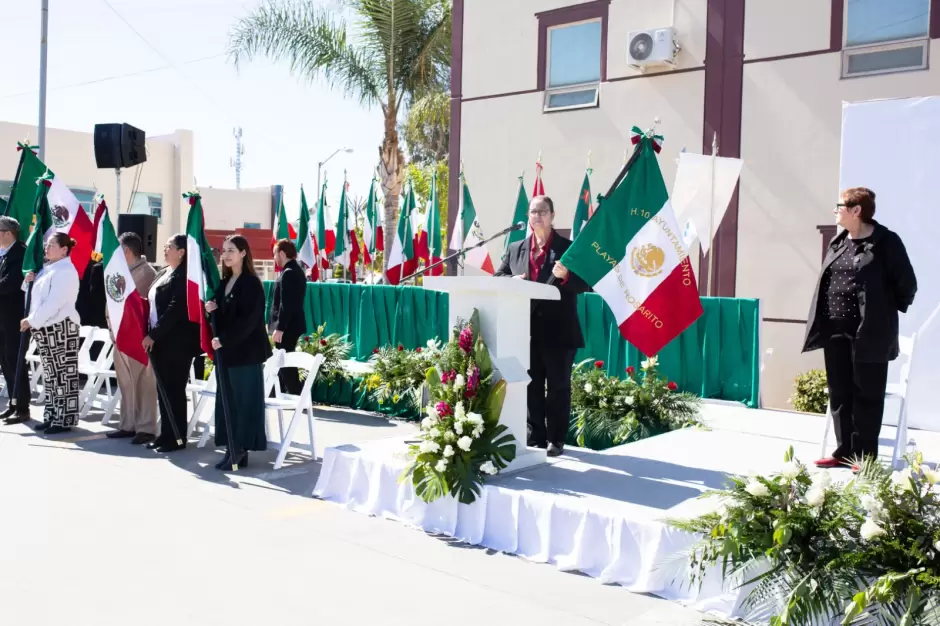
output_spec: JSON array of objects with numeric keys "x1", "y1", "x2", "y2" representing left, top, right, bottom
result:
[{"x1": 790, "y1": 369, "x2": 828, "y2": 414}]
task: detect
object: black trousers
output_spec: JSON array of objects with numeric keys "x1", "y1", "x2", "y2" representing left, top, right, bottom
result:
[
  {"x1": 151, "y1": 345, "x2": 194, "y2": 445},
  {"x1": 527, "y1": 340, "x2": 576, "y2": 447},
  {"x1": 0, "y1": 322, "x2": 30, "y2": 412},
  {"x1": 824, "y1": 335, "x2": 889, "y2": 460},
  {"x1": 275, "y1": 332, "x2": 302, "y2": 396}
]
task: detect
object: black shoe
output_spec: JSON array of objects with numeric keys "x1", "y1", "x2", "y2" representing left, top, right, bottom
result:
[
  {"x1": 155, "y1": 442, "x2": 186, "y2": 453},
  {"x1": 146, "y1": 438, "x2": 169, "y2": 450},
  {"x1": 218, "y1": 450, "x2": 247, "y2": 471},
  {"x1": 33, "y1": 421, "x2": 51, "y2": 431},
  {"x1": 527, "y1": 438, "x2": 547, "y2": 449},
  {"x1": 0, "y1": 407, "x2": 16, "y2": 419},
  {"x1": 44, "y1": 425, "x2": 72, "y2": 435},
  {"x1": 3, "y1": 413, "x2": 31, "y2": 425},
  {"x1": 547, "y1": 443, "x2": 564, "y2": 457},
  {"x1": 131, "y1": 433, "x2": 155, "y2": 445},
  {"x1": 214, "y1": 451, "x2": 232, "y2": 470},
  {"x1": 106, "y1": 429, "x2": 135, "y2": 439}
]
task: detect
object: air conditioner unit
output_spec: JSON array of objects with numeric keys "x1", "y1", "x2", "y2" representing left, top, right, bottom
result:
[{"x1": 627, "y1": 27, "x2": 678, "y2": 69}]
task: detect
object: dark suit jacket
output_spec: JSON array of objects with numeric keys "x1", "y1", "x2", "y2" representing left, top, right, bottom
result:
[
  {"x1": 802, "y1": 220, "x2": 917, "y2": 362},
  {"x1": 215, "y1": 273, "x2": 273, "y2": 367},
  {"x1": 495, "y1": 230, "x2": 590, "y2": 350},
  {"x1": 0, "y1": 241, "x2": 26, "y2": 326},
  {"x1": 77, "y1": 260, "x2": 107, "y2": 328},
  {"x1": 149, "y1": 264, "x2": 201, "y2": 356},
  {"x1": 271, "y1": 259, "x2": 308, "y2": 339}
]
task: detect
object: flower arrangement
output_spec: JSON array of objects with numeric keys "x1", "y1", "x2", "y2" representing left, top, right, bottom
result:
[
  {"x1": 668, "y1": 448, "x2": 940, "y2": 625},
  {"x1": 402, "y1": 310, "x2": 516, "y2": 504},
  {"x1": 358, "y1": 339, "x2": 442, "y2": 412},
  {"x1": 297, "y1": 324, "x2": 352, "y2": 384},
  {"x1": 789, "y1": 369, "x2": 828, "y2": 415},
  {"x1": 571, "y1": 355, "x2": 701, "y2": 449}
]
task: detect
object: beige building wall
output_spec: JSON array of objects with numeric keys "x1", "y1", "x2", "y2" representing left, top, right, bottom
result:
[
  {"x1": 459, "y1": 0, "x2": 940, "y2": 409},
  {"x1": 201, "y1": 186, "x2": 273, "y2": 231}
]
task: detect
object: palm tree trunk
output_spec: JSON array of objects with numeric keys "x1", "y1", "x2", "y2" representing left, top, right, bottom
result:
[{"x1": 378, "y1": 103, "x2": 404, "y2": 271}]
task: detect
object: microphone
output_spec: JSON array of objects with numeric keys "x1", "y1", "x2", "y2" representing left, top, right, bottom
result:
[{"x1": 496, "y1": 221, "x2": 525, "y2": 237}]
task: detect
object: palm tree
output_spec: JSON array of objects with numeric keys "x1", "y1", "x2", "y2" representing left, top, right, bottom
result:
[{"x1": 229, "y1": 0, "x2": 451, "y2": 263}]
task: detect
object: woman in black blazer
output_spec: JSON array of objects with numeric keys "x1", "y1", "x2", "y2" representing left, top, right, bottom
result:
[
  {"x1": 205, "y1": 235, "x2": 272, "y2": 470},
  {"x1": 270, "y1": 238, "x2": 308, "y2": 395},
  {"x1": 142, "y1": 234, "x2": 202, "y2": 453}
]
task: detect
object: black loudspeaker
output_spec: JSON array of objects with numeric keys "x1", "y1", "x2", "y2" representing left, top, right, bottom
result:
[
  {"x1": 117, "y1": 214, "x2": 158, "y2": 262},
  {"x1": 94, "y1": 123, "x2": 147, "y2": 169}
]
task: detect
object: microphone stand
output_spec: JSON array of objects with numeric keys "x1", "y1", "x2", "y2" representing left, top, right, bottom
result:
[{"x1": 402, "y1": 222, "x2": 524, "y2": 283}]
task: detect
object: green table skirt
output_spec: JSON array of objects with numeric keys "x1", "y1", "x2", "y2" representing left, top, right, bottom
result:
[{"x1": 264, "y1": 282, "x2": 761, "y2": 407}]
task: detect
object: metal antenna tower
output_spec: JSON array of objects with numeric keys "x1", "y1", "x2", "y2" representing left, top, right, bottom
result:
[{"x1": 230, "y1": 127, "x2": 245, "y2": 189}]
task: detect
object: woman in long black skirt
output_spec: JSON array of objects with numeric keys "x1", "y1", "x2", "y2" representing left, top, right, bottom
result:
[{"x1": 205, "y1": 235, "x2": 272, "y2": 470}]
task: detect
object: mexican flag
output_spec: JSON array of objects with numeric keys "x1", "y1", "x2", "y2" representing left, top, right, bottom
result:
[
  {"x1": 4, "y1": 143, "x2": 45, "y2": 242},
  {"x1": 419, "y1": 173, "x2": 444, "y2": 276},
  {"x1": 22, "y1": 173, "x2": 55, "y2": 275},
  {"x1": 47, "y1": 174, "x2": 96, "y2": 277},
  {"x1": 449, "y1": 173, "x2": 494, "y2": 274},
  {"x1": 532, "y1": 160, "x2": 545, "y2": 197},
  {"x1": 296, "y1": 186, "x2": 320, "y2": 281},
  {"x1": 505, "y1": 176, "x2": 529, "y2": 252},
  {"x1": 333, "y1": 178, "x2": 361, "y2": 282},
  {"x1": 571, "y1": 170, "x2": 594, "y2": 239},
  {"x1": 99, "y1": 201, "x2": 150, "y2": 365},
  {"x1": 559, "y1": 128, "x2": 703, "y2": 357},
  {"x1": 362, "y1": 174, "x2": 384, "y2": 264},
  {"x1": 92, "y1": 197, "x2": 108, "y2": 260},
  {"x1": 272, "y1": 194, "x2": 296, "y2": 271},
  {"x1": 315, "y1": 180, "x2": 334, "y2": 269},
  {"x1": 386, "y1": 182, "x2": 418, "y2": 285},
  {"x1": 184, "y1": 192, "x2": 221, "y2": 359}
]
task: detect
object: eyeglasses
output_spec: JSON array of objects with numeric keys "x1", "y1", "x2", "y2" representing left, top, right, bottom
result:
[{"x1": 528, "y1": 209, "x2": 551, "y2": 218}]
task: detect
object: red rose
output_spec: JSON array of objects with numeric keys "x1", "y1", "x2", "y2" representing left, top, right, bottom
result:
[
  {"x1": 416, "y1": 347, "x2": 423, "y2": 353},
  {"x1": 626, "y1": 366, "x2": 635, "y2": 375},
  {"x1": 319, "y1": 339, "x2": 328, "y2": 346},
  {"x1": 667, "y1": 381, "x2": 678, "y2": 391},
  {"x1": 594, "y1": 360, "x2": 604, "y2": 369},
  {"x1": 373, "y1": 348, "x2": 380, "y2": 354},
  {"x1": 397, "y1": 345, "x2": 404, "y2": 352}
]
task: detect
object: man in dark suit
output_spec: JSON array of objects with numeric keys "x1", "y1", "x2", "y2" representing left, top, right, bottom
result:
[
  {"x1": 0, "y1": 217, "x2": 31, "y2": 424},
  {"x1": 495, "y1": 196, "x2": 590, "y2": 456},
  {"x1": 271, "y1": 239, "x2": 309, "y2": 395}
]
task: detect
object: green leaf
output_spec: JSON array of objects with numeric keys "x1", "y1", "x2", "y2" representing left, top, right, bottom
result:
[{"x1": 484, "y1": 378, "x2": 506, "y2": 425}]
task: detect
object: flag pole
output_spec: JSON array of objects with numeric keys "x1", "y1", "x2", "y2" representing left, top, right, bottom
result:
[
  {"x1": 38, "y1": 0, "x2": 49, "y2": 162},
  {"x1": 10, "y1": 285, "x2": 34, "y2": 415},
  {"x1": 150, "y1": 361, "x2": 184, "y2": 447},
  {"x1": 209, "y1": 313, "x2": 239, "y2": 471},
  {"x1": 705, "y1": 132, "x2": 718, "y2": 298}
]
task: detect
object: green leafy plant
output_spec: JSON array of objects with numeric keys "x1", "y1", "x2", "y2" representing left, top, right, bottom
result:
[
  {"x1": 572, "y1": 355, "x2": 702, "y2": 449},
  {"x1": 402, "y1": 309, "x2": 516, "y2": 504},
  {"x1": 668, "y1": 448, "x2": 940, "y2": 626},
  {"x1": 358, "y1": 339, "x2": 442, "y2": 413},
  {"x1": 296, "y1": 324, "x2": 352, "y2": 384},
  {"x1": 789, "y1": 369, "x2": 828, "y2": 414}
]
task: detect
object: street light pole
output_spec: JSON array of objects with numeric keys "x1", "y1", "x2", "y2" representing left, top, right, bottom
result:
[
  {"x1": 38, "y1": 0, "x2": 49, "y2": 161},
  {"x1": 316, "y1": 147, "x2": 353, "y2": 195}
]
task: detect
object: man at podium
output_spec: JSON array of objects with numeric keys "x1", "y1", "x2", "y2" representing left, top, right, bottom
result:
[{"x1": 495, "y1": 196, "x2": 590, "y2": 456}]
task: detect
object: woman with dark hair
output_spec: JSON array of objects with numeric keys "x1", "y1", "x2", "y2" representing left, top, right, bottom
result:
[
  {"x1": 205, "y1": 235, "x2": 271, "y2": 470},
  {"x1": 22, "y1": 233, "x2": 81, "y2": 435},
  {"x1": 141, "y1": 234, "x2": 202, "y2": 453},
  {"x1": 804, "y1": 187, "x2": 917, "y2": 469},
  {"x1": 271, "y1": 238, "x2": 308, "y2": 395}
]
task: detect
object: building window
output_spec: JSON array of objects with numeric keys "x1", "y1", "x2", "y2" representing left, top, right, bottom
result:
[
  {"x1": 70, "y1": 188, "x2": 96, "y2": 217},
  {"x1": 537, "y1": 1, "x2": 609, "y2": 113},
  {"x1": 129, "y1": 192, "x2": 163, "y2": 224},
  {"x1": 0, "y1": 180, "x2": 12, "y2": 202},
  {"x1": 244, "y1": 222, "x2": 261, "y2": 229},
  {"x1": 842, "y1": 0, "x2": 930, "y2": 78}
]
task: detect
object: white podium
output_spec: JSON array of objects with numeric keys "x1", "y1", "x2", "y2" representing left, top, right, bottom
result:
[{"x1": 424, "y1": 276, "x2": 561, "y2": 473}]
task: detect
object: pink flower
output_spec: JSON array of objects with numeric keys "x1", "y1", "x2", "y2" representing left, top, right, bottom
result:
[
  {"x1": 458, "y1": 328, "x2": 473, "y2": 352},
  {"x1": 440, "y1": 372, "x2": 449, "y2": 384},
  {"x1": 435, "y1": 401, "x2": 452, "y2": 417}
]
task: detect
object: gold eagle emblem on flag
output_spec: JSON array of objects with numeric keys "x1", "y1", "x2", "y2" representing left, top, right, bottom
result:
[{"x1": 629, "y1": 243, "x2": 665, "y2": 278}]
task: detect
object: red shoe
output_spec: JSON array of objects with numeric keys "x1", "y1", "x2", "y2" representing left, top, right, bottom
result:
[
  {"x1": 851, "y1": 463, "x2": 861, "y2": 474},
  {"x1": 814, "y1": 457, "x2": 844, "y2": 469}
]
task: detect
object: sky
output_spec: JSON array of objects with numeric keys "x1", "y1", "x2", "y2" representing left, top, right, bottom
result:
[{"x1": 0, "y1": 0, "x2": 385, "y2": 220}]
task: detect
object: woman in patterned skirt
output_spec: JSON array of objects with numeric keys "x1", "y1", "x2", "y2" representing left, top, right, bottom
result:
[
  {"x1": 204, "y1": 235, "x2": 272, "y2": 470},
  {"x1": 22, "y1": 233, "x2": 81, "y2": 435}
]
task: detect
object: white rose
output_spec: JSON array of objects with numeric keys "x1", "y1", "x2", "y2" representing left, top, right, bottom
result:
[
  {"x1": 860, "y1": 518, "x2": 885, "y2": 541},
  {"x1": 472, "y1": 426, "x2": 483, "y2": 438},
  {"x1": 425, "y1": 405, "x2": 440, "y2": 423},
  {"x1": 923, "y1": 467, "x2": 939, "y2": 486},
  {"x1": 419, "y1": 440, "x2": 440, "y2": 454},
  {"x1": 584, "y1": 383, "x2": 593, "y2": 393},
  {"x1": 443, "y1": 445, "x2": 455, "y2": 458},
  {"x1": 811, "y1": 471, "x2": 831, "y2": 489},
  {"x1": 454, "y1": 421, "x2": 464, "y2": 435},
  {"x1": 934, "y1": 539, "x2": 940, "y2": 553},
  {"x1": 625, "y1": 396, "x2": 635, "y2": 406},
  {"x1": 780, "y1": 461, "x2": 801, "y2": 480},
  {"x1": 444, "y1": 431, "x2": 456, "y2": 442},
  {"x1": 480, "y1": 461, "x2": 498, "y2": 475},
  {"x1": 457, "y1": 436, "x2": 473, "y2": 452},
  {"x1": 454, "y1": 401, "x2": 466, "y2": 420},
  {"x1": 744, "y1": 480, "x2": 770, "y2": 497},
  {"x1": 454, "y1": 375, "x2": 466, "y2": 389},
  {"x1": 467, "y1": 412, "x2": 484, "y2": 425},
  {"x1": 428, "y1": 428, "x2": 441, "y2": 439},
  {"x1": 806, "y1": 486, "x2": 826, "y2": 508},
  {"x1": 435, "y1": 459, "x2": 448, "y2": 473},
  {"x1": 420, "y1": 417, "x2": 432, "y2": 430}
]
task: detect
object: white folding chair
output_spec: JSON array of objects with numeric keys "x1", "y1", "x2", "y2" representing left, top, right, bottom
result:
[
  {"x1": 186, "y1": 356, "x2": 209, "y2": 413},
  {"x1": 819, "y1": 334, "x2": 915, "y2": 469},
  {"x1": 78, "y1": 328, "x2": 117, "y2": 420},
  {"x1": 195, "y1": 351, "x2": 283, "y2": 449},
  {"x1": 28, "y1": 326, "x2": 94, "y2": 404},
  {"x1": 188, "y1": 366, "x2": 217, "y2": 442},
  {"x1": 266, "y1": 352, "x2": 325, "y2": 469}
]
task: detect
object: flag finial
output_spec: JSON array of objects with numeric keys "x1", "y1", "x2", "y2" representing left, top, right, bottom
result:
[{"x1": 586, "y1": 151, "x2": 592, "y2": 176}]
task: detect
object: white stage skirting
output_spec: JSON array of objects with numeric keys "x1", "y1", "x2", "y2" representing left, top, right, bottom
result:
[{"x1": 313, "y1": 403, "x2": 940, "y2": 618}]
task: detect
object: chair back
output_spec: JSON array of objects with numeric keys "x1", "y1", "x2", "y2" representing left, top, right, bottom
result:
[
  {"x1": 282, "y1": 352, "x2": 325, "y2": 403},
  {"x1": 262, "y1": 350, "x2": 285, "y2": 397}
]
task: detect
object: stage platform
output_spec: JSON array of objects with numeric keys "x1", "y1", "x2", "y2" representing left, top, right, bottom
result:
[{"x1": 313, "y1": 402, "x2": 940, "y2": 618}]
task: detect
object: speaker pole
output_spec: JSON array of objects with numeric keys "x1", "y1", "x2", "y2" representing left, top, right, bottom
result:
[
  {"x1": 37, "y1": 0, "x2": 49, "y2": 161},
  {"x1": 115, "y1": 168, "x2": 121, "y2": 212}
]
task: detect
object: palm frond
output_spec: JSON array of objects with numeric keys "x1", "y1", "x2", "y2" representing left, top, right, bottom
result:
[{"x1": 229, "y1": 0, "x2": 383, "y2": 107}]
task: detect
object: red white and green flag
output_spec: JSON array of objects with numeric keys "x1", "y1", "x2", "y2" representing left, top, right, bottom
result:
[
  {"x1": 419, "y1": 173, "x2": 444, "y2": 276},
  {"x1": 315, "y1": 180, "x2": 334, "y2": 269},
  {"x1": 505, "y1": 176, "x2": 529, "y2": 253},
  {"x1": 571, "y1": 169, "x2": 594, "y2": 239},
  {"x1": 92, "y1": 196, "x2": 108, "y2": 260},
  {"x1": 560, "y1": 128, "x2": 703, "y2": 356},
  {"x1": 22, "y1": 173, "x2": 56, "y2": 275},
  {"x1": 47, "y1": 173, "x2": 96, "y2": 277},
  {"x1": 272, "y1": 193, "x2": 296, "y2": 271},
  {"x1": 333, "y1": 176, "x2": 361, "y2": 282},
  {"x1": 363, "y1": 171, "x2": 384, "y2": 263},
  {"x1": 184, "y1": 192, "x2": 222, "y2": 359},
  {"x1": 296, "y1": 186, "x2": 320, "y2": 280},
  {"x1": 449, "y1": 172, "x2": 494, "y2": 274},
  {"x1": 386, "y1": 182, "x2": 418, "y2": 285},
  {"x1": 98, "y1": 198, "x2": 150, "y2": 365},
  {"x1": 532, "y1": 159, "x2": 545, "y2": 197}
]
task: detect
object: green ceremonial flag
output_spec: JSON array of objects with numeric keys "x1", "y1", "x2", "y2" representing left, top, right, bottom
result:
[
  {"x1": 423, "y1": 173, "x2": 443, "y2": 273},
  {"x1": 0, "y1": 197, "x2": 7, "y2": 215},
  {"x1": 23, "y1": 174, "x2": 55, "y2": 274},
  {"x1": 572, "y1": 170, "x2": 593, "y2": 239},
  {"x1": 505, "y1": 176, "x2": 528, "y2": 252},
  {"x1": 296, "y1": 187, "x2": 318, "y2": 277},
  {"x1": 6, "y1": 144, "x2": 48, "y2": 242},
  {"x1": 274, "y1": 193, "x2": 291, "y2": 241}
]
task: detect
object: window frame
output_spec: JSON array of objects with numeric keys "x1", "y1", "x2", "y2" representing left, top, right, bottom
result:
[{"x1": 841, "y1": 0, "x2": 931, "y2": 78}]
